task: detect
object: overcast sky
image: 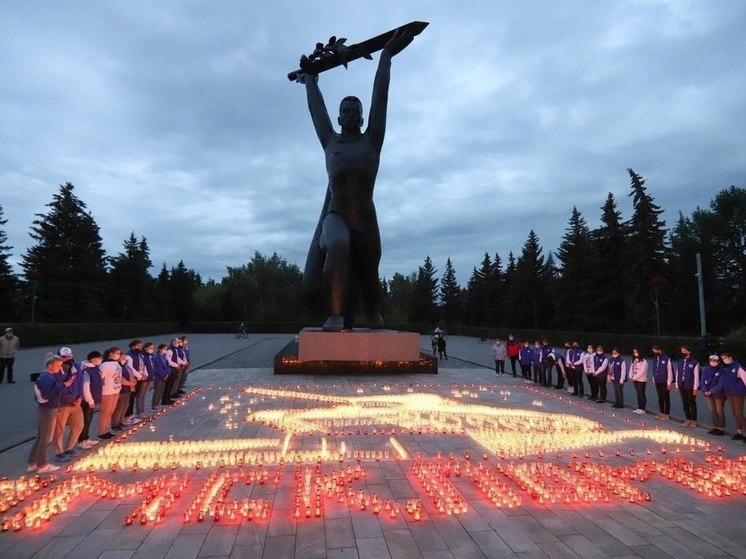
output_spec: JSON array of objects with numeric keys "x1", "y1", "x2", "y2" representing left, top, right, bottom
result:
[{"x1": 1, "y1": 1, "x2": 744, "y2": 285}]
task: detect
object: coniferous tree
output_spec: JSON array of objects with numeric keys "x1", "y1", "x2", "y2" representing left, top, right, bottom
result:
[
  {"x1": 464, "y1": 253, "x2": 493, "y2": 326},
  {"x1": 410, "y1": 256, "x2": 438, "y2": 325},
  {"x1": 503, "y1": 251, "x2": 517, "y2": 325},
  {"x1": 107, "y1": 233, "x2": 154, "y2": 321},
  {"x1": 153, "y1": 263, "x2": 171, "y2": 320},
  {"x1": 666, "y1": 213, "x2": 702, "y2": 334},
  {"x1": 587, "y1": 193, "x2": 628, "y2": 332},
  {"x1": 0, "y1": 205, "x2": 16, "y2": 321},
  {"x1": 555, "y1": 207, "x2": 594, "y2": 330},
  {"x1": 625, "y1": 169, "x2": 667, "y2": 333},
  {"x1": 486, "y1": 253, "x2": 505, "y2": 327},
  {"x1": 706, "y1": 186, "x2": 746, "y2": 328},
  {"x1": 506, "y1": 231, "x2": 550, "y2": 329},
  {"x1": 169, "y1": 260, "x2": 201, "y2": 325},
  {"x1": 387, "y1": 272, "x2": 416, "y2": 323},
  {"x1": 439, "y1": 258, "x2": 461, "y2": 327},
  {"x1": 21, "y1": 183, "x2": 107, "y2": 321}
]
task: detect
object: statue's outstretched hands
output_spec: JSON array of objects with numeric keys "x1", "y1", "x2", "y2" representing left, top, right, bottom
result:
[
  {"x1": 384, "y1": 28, "x2": 414, "y2": 57},
  {"x1": 296, "y1": 71, "x2": 319, "y2": 85}
]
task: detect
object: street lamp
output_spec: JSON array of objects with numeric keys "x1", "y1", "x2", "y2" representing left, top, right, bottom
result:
[{"x1": 695, "y1": 253, "x2": 706, "y2": 336}]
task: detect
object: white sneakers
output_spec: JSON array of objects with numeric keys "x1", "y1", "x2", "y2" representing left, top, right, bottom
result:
[
  {"x1": 37, "y1": 464, "x2": 60, "y2": 474},
  {"x1": 123, "y1": 416, "x2": 142, "y2": 426},
  {"x1": 633, "y1": 408, "x2": 646, "y2": 415}
]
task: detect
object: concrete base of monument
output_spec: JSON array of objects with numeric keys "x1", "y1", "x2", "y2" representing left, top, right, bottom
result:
[{"x1": 273, "y1": 328, "x2": 438, "y2": 374}]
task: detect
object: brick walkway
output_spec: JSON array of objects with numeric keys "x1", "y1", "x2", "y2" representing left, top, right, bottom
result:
[{"x1": 1, "y1": 334, "x2": 744, "y2": 558}]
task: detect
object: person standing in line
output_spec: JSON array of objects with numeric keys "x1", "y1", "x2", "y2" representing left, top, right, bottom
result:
[
  {"x1": 163, "y1": 338, "x2": 182, "y2": 403},
  {"x1": 125, "y1": 340, "x2": 149, "y2": 420},
  {"x1": 431, "y1": 334, "x2": 438, "y2": 357},
  {"x1": 629, "y1": 348, "x2": 648, "y2": 414},
  {"x1": 152, "y1": 344, "x2": 171, "y2": 410},
  {"x1": 593, "y1": 345, "x2": 609, "y2": 404},
  {"x1": 559, "y1": 342, "x2": 573, "y2": 393},
  {"x1": 518, "y1": 341, "x2": 533, "y2": 380},
  {"x1": 581, "y1": 344, "x2": 596, "y2": 400},
  {"x1": 53, "y1": 347, "x2": 85, "y2": 462},
  {"x1": 676, "y1": 345, "x2": 700, "y2": 428},
  {"x1": 531, "y1": 341, "x2": 542, "y2": 384},
  {"x1": 140, "y1": 342, "x2": 156, "y2": 415},
  {"x1": 651, "y1": 345, "x2": 674, "y2": 420},
  {"x1": 113, "y1": 351, "x2": 138, "y2": 429},
  {"x1": 506, "y1": 335, "x2": 520, "y2": 377},
  {"x1": 540, "y1": 339, "x2": 554, "y2": 387},
  {"x1": 720, "y1": 352, "x2": 746, "y2": 441},
  {"x1": 98, "y1": 347, "x2": 123, "y2": 440},
  {"x1": 491, "y1": 338, "x2": 506, "y2": 375},
  {"x1": 549, "y1": 351, "x2": 566, "y2": 389},
  {"x1": 0, "y1": 327, "x2": 20, "y2": 383},
  {"x1": 568, "y1": 341, "x2": 584, "y2": 397},
  {"x1": 176, "y1": 336, "x2": 191, "y2": 395},
  {"x1": 27, "y1": 354, "x2": 69, "y2": 473},
  {"x1": 701, "y1": 354, "x2": 726, "y2": 435},
  {"x1": 608, "y1": 348, "x2": 627, "y2": 409},
  {"x1": 78, "y1": 351, "x2": 103, "y2": 448}
]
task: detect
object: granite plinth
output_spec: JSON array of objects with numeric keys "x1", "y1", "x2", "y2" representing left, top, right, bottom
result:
[
  {"x1": 298, "y1": 328, "x2": 420, "y2": 361},
  {"x1": 274, "y1": 329, "x2": 437, "y2": 374}
]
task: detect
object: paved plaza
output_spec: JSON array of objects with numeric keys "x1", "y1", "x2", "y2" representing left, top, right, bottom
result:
[{"x1": 1, "y1": 334, "x2": 745, "y2": 558}]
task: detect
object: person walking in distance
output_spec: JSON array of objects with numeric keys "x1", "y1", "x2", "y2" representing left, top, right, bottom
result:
[
  {"x1": 491, "y1": 338, "x2": 506, "y2": 375},
  {"x1": 0, "y1": 327, "x2": 20, "y2": 383}
]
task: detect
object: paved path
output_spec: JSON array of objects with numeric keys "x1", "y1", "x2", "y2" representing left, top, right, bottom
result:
[{"x1": 1, "y1": 334, "x2": 743, "y2": 559}]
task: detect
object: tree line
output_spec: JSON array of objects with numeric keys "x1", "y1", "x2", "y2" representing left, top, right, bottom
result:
[{"x1": 0, "y1": 174, "x2": 743, "y2": 337}]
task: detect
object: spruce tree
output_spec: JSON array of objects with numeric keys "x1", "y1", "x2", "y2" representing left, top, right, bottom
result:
[
  {"x1": 625, "y1": 169, "x2": 667, "y2": 333},
  {"x1": 587, "y1": 193, "x2": 628, "y2": 332},
  {"x1": 439, "y1": 258, "x2": 461, "y2": 327},
  {"x1": 410, "y1": 256, "x2": 438, "y2": 325},
  {"x1": 0, "y1": 205, "x2": 16, "y2": 321},
  {"x1": 506, "y1": 231, "x2": 550, "y2": 329},
  {"x1": 169, "y1": 260, "x2": 201, "y2": 326},
  {"x1": 665, "y1": 213, "x2": 702, "y2": 334},
  {"x1": 555, "y1": 207, "x2": 593, "y2": 330},
  {"x1": 107, "y1": 233, "x2": 154, "y2": 321},
  {"x1": 21, "y1": 183, "x2": 107, "y2": 321}
]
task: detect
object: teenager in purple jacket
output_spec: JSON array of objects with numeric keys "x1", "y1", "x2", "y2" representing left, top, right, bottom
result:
[
  {"x1": 676, "y1": 345, "x2": 700, "y2": 428},
  {"x1": 27, "y1": 355, "x2": 68, "y2": 474},
  {"x1": 720, "y1": 352, "x2": 746, "y2": 441},
  {"x1": 701, "y1": 354, "x2": 726, "y2": 435}
]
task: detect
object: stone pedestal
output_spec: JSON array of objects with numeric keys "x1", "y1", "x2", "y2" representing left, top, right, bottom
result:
[
  {"x1": 298, "y1": 328, "x2": 420, "y2": 361},
  {"x1": 274, "y1": 328, "x2": 437, "y2": 375}
]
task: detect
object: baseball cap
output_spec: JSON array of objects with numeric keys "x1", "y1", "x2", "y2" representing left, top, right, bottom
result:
[
  {"x1": 58, "y1": 347, "x2": 73, "y2": 357},
  {"x1": 4, "y1": 327, "x2": 12, "y2": 333},
  {"x1": 709, "y1": 354, "x2": 720, "y2": 361}
]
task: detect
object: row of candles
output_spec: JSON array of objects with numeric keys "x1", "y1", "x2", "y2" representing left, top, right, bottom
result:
[
  {"x1": 4, "y1": 453, "x2": 746, "y2": 533},
  {"x1": 410, "y1": 461, "x2": 468, "y2": 515}
]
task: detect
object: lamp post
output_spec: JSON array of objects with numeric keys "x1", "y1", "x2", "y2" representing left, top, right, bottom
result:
[{"x1": 695, "y1": 253, "x2": 706, "y2": 336}]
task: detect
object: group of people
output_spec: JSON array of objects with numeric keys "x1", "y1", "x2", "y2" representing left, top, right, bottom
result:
[
  {"x1": 491, "y1": 337, "x2": 746, "y2": 437},
  {"x1": 27, "y1": 336, "x2": 192, "y2": 474}
]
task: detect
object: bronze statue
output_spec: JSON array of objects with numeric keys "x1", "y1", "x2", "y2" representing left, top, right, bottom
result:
[{"x1": 294, "y1": 23, "x2": 426, "y2": 331}]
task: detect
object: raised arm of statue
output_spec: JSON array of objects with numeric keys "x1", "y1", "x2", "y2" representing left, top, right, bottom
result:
[
  {"x1": 368, "y1": 29, "x2": 413, "y2": 149},
  {"x1": 304, "y1": 74, "x2": 334, "y2": 148}
]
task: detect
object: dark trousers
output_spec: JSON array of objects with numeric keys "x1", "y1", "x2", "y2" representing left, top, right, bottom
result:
[
  {"x1": 655, "y1": 383, "x2": 670, "y2": 415},
  {"x1": 597, "y1": 373, "x2": 608, "y2": 401},
  {"x1": 494, "y1": 360, "x2": 505, "y2": 375},
  {"x1": 532, "y1": 364, "x2": 540, "y2": 382},
  {"x1": 588, "y1": 373, "x2": 598, "y2": 399},
  {"x1": 633, "y1": 381, "x2": 647, "y2": 410},
  {"x1": 509, "y1": 356, "x2": 518, "y2": 376},
  {"x1": 79, "y1": 400, "x2": 94, "y2": 442},
  {"x1": 554, "y1": 364, "x2": 564, "y2": 388},
  {"x1": 680, "y1": 388, "x2": 697, "y2": 421},
  {"x1": 565, "y1": 367, "x2": 575, "y2": 388},
  {"x1": 573, "y1": 370, "x2": 584, "y2": 396},
  {"x1": 0, "y1": 357, "x2": 15, "y2": 382},
  {"x1": 163, "y1": 367, "x2": 179, "y2": 403},
  {"x1": 705, "y1": 396, "x2": 726, "y2": 429},
  {"x1": 612, "y1": 381, "x2": 624, "y2": 407},
  {"x1": 520, "y1": 363, "x2": 531, "y2": 379}
]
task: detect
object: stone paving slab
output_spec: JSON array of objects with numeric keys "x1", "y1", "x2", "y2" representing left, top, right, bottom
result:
[{"x1": 1, "y1": 335, "x2": 746, "y2": 558}]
